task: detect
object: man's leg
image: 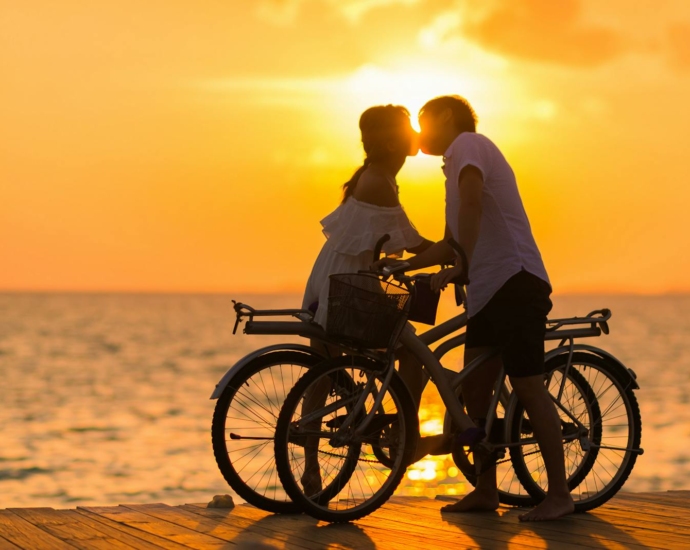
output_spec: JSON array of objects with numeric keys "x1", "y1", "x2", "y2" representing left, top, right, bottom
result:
[
  {"x1": 510, "y1": 375, "x2": 575, "y2": 521},
  {"x1": 441, "y1": 346, "x2": 502, "y2": 512}
]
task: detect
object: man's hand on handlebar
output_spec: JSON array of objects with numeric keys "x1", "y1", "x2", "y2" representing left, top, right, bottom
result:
[{"x1": 430, "y1": 264, "x2": 466, "y2": 293}]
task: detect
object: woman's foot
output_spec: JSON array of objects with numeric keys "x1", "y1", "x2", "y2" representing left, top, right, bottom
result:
[
  {"x1": 518, "y1": 493, "x2": 574, "y2": 522},
  {"x1": 440, "y1": 487, "x2": 500, "y2": 513}
]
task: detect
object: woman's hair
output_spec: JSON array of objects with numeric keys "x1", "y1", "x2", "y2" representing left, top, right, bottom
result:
[
  {"x1": 419, "y1": 95, "x2": 477, "y2": 133},
  {"x1": 342, "y1": 105, "x2": 412, "y2": 203}
]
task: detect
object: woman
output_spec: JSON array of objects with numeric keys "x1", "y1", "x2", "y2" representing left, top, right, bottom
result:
[
  {"x1": 302, "y1": 104, "x2": 433, "y2": 327},
  {"x1": 300, "y1": 105, "x2": 433, "y2": 495}
]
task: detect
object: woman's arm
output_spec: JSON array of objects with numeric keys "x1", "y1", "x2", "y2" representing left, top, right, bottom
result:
[
  {"x1": 375, "y1": 237, "x2": 454, "y2": 271},
  {"x1": 406, "y1": 238, "x2": 434, "y2": 255}
]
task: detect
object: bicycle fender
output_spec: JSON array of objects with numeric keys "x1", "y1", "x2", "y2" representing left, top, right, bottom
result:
[
  {"x1": 209, "y1": 344, "x2": 325, "y2": 399},
  {"x1": 544, "y1": 344, "x2": 639, "y2": 390}
]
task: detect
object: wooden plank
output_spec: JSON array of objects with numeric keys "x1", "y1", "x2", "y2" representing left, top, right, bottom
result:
[
  {"x1": 613, "y1": 492, "x2": 690, "y2": 510},
  {"x1": 196, "y1": 499, "x2": 546, "y2": 550},
  {"x1": 75, "y1": 509, "x2": 190, "y2": 550},
  {"x1": 374, "y1": 500, "x2": 599, "y2": 550},
  {"x1": 128, "y1": 503, "x2": 304, "y2": 550},
  {"x1": 184, "y1": 502, "x2": 465, "y2": 550},
  {"x1": 428, "y1": 497, "x2": 690, "y2": 547},
  {"x1": 418, "y1": 495, "x2": 690, "y2": 545},
  {"x1": 595, "y1": 503, "x2": 690, "y2": 527},
  {"x1": 0, "y1": 510, "x2": 75, "y2": 550},
  {"x1": 0, "y1": 536, "x2": 22, "y2": 550},
  {"x1": 50, "y1": 509, "x2": 172, "y2": 550},
  {"x1": 603, "y1": 494, "x2": 690, "y2": 511},
  {"x1": 180, "y1": 504, "x2": 327, "y2": 550},
  {"x1": 384, "y1": 498, "x2": 671, "y2": 550},
  {"x1": 79, "y1": 505, "x2": 228, "y2": 549},
  {"x1": 8, "y1": 508, "x2": 147, "y2": 550}
]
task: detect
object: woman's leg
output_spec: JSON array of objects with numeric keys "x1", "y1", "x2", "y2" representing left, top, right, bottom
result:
[{"x1": 300, "y1": 340, "x2": 339, "y2": 495}]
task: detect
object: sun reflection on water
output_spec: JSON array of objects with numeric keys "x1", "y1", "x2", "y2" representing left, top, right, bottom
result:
[{"x1": 396, "y1": 381, "x2": 469, "y2": 498}]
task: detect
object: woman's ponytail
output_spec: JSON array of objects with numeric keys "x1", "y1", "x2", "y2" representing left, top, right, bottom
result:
[{"x1": 341, "y1": 157, "x2": 371, "y2": 203}]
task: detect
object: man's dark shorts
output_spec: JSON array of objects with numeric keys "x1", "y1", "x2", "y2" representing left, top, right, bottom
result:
[{"x1": 465, "y1": 270, "x2": 552, "y2": 378}]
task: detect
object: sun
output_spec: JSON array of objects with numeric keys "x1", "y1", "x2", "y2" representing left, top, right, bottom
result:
[{"x1": 343, "y1": 63, "x2": 494, "y2": 131}]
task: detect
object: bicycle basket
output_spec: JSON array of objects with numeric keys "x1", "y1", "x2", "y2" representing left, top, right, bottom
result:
[{"x1": 327, "y1": 273, "x2": 410, "y2": 349}]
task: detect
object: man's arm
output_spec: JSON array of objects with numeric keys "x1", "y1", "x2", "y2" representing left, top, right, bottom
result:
[
  {"x1": 401, "y1": 238, "x2": 454, "y2": 270},
  {"x1": 429, "y1": 165, "x2": 483, "y2": 291},
  {"x1": 455, "y1": 165, "x2": 483, "y2": 266}
]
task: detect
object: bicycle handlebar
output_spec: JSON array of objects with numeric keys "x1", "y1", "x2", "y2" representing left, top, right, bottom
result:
[{"x1": 372, "y1": 234, "x2": 391, "y2": 263}]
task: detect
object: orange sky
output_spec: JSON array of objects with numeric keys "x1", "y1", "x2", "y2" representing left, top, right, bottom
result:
[{"x1": 2, "y1": 0, "x2": 690, "y2": 294}]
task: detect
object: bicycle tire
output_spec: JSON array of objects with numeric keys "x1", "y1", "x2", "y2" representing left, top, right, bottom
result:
[
  {"x1": 275, "y1": 355, "x2": 419, "y2": 523},
  {"x1": 212, "y1": 350, "x2": 320, "y2": 513},
  {"x1": 509, "y1": 352, "x2": 641, "y2": 512}
]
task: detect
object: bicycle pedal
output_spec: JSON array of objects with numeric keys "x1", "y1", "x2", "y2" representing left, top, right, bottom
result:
[
  {"x1": 472, "y1": 441, "x2": 499, "y2": 476},
  {"x1": 325, "y1": 416, "x2": 346, "y2": 429}
]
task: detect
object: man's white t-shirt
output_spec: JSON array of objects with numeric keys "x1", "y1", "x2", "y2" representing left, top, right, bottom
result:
[{"x1": 443, "y1": 132, "x2": 550, "y2": 317}]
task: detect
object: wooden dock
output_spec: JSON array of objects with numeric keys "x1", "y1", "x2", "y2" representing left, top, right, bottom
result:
[{"x1": 1, "y1": 491, "x2": 689, "y2": 549}]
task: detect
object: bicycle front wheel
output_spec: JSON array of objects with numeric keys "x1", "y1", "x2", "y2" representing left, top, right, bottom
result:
[
  {"x1": 509, "y1": 352, "x2": 642, "y2": 512},
  {"x1": 211, "y1": 350, "x2": 320, "y2": 513},
  {"x1": 274, "y1": 355, "x2": 419, "y2": 523}
]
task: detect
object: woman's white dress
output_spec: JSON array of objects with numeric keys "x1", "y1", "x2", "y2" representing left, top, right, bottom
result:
[{"x1": 302, "y1": 197, "x2": 424, "y2": 328}]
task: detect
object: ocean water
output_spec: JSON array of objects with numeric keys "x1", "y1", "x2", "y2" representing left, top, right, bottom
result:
[{"x1": 0, "y1": 292, "x2": 688, "y2": 508}]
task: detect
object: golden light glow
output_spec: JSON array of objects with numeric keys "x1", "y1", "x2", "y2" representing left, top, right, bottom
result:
[
  {"x1": 2, "y1": 1, "x2": 690, "y2": 293},
  {"x1": 341, "y1": 63, "x2": 497, "y2": 131}
]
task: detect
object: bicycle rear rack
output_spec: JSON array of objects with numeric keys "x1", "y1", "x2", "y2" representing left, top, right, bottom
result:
[{"x1": 545, "y1": 309, "x2": 611, "y2": 343}]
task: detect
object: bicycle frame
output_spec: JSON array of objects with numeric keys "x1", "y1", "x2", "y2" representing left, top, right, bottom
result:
[{"x1": 225, "y1": 301, "x2": 635, "y2": 454}]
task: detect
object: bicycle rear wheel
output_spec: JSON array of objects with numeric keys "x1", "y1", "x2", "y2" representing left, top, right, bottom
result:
[
  {"x1": 510, "y1": 352, "x2": 641, "y2": 512},
  {"x1": 449, "y1": 365, "x2": 602, "y2": 507},
  {"x1": 211, "y1": 350, "x2": 320, "y2": 513},
  {"x1": 274, "y1": 355, "x2": 419, "y2": 523}
]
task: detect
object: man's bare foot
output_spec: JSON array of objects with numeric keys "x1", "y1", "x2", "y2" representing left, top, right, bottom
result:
[
  {"x1": 518, "y1": 494, "x2": 574, "y2": 522},
  {"x1": 440, "y1": 488, "x2": 500, "y2": 513}
]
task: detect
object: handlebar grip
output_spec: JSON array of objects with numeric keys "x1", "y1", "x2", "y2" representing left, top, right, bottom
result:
[
  {"x1": 373, "y1": 234, "x2": 391, "y2": 263},
  {"x1": 446, "y1": 238, "x2": 470, "y2": 285}
]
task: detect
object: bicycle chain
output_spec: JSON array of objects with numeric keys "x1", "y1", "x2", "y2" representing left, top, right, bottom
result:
[
  {"x1": 317, "y1": 446, "x2": 544, "y2": 466},
  {"x1": 317, "y1": 449, "x2": 382, "y2": 463}
]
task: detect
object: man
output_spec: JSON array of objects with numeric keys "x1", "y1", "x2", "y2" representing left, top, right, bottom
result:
[{"x1": 383, "y1": 95, "x2": 574, "y2": 522}]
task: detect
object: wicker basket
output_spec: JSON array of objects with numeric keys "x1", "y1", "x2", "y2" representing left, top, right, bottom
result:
[{"x1": 326, "y1": 273, "x2": 410, "y2": 350}]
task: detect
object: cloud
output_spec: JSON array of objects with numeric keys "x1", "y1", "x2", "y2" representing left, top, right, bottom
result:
[
  {"x1": 667, "y1": 23, "x2": 690, "y2": 71},
  {"x1": 457, "y1": 0, "x2": 624, "y2": 67},
  {"x1": 255, "y1": 0, "x2": 423, "y2": 25},
  {"x1": 334, "y1": 0, "x2": 422, "y2": 23},
  {"x1": 255, "y1": 0, "x2": 305, "y2": 26}
]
